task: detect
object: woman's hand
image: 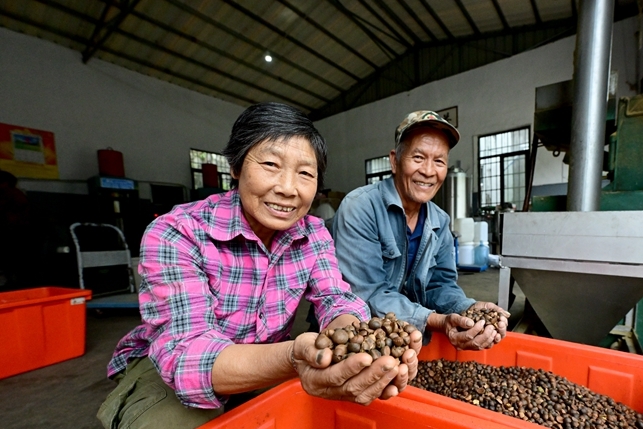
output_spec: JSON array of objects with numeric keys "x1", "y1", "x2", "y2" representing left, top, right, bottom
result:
[
  {"x1": 390, "y1": 328, "x2": 422, "y2": 393},
  {"x1": 291, "y1": 332, "x2": 418, "y2": 405}
]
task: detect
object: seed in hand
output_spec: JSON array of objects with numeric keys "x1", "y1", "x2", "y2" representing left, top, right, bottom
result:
[
  {"x1": 314, "y1": 312, "x2": 418, "y2": 364},
  {"x1": 460, "y1": 307, "x2": 501, "y2": 330}
]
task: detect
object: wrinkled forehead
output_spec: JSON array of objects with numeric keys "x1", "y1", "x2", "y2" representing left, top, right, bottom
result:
[{"x1": 249, "y1": 136, "x2": 317, "y2": 163}]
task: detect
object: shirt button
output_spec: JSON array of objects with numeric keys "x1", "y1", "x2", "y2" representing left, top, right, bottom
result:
[{"x1": 259, "y1": 313, "x2": 264, "y2": 319}]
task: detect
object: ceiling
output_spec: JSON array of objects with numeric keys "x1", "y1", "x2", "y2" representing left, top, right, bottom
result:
[{"x1": 0, "y1": 0, "x2": 638, "y2": 120}]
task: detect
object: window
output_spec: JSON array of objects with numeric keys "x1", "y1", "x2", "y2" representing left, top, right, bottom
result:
[
  {"x1": 365, "y1": 155, "x2": 392, "y2": 184},
  {"x1": 189, "y1": 149, "x2": 232, "y2": 190},
  {"x1": 478, "y1": 127, "x2": 530, "y2": 209}
]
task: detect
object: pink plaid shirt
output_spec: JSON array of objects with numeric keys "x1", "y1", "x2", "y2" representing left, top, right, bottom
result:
[{"x1": 107, "y1": 189, "x2": 369, "y2": 408}]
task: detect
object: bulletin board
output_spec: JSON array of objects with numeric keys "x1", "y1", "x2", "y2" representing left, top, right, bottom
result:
[{"x1": 0, "y1": 122, "x2": 59, "y2": 179}]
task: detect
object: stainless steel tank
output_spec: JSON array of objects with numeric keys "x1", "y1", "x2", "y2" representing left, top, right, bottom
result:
[{"x1": 442, "y1": 166, "x2": 470, "y2": 230}]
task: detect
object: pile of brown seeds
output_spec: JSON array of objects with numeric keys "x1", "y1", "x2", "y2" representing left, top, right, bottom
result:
[
  {"x1": 461, "y1": 307, "x2": 501, "y2": 330},
  {"x1": 410, "y1": 359, "x2": 643, "y2": 429},
  {"x1": 314, "y1": 312, "x2": 418, "y2": 364}
]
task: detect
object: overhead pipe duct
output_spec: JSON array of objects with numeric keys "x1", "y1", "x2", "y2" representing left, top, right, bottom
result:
[{"x1": 567, "y1": 0, "x2": 614, "y2": 212}]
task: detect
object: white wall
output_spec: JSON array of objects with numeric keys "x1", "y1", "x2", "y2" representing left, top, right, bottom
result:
[
  {"x1": 0, "y1": 27, "x2": 244, "y2": 190},
  {"x1": 317, "y1": 17, "x2": 639, "y2": 194}
]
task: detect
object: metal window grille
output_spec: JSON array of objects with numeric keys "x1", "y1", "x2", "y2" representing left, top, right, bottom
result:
[
  {"x1": 365, "y1": 155, "x2": 392, "y2": 184},
  {"x1": 189, "y1": 149, "x2": 232, "y2": 190},
  {"x1": 478, "y1": 127, "x2": 530, "y2": 209}
]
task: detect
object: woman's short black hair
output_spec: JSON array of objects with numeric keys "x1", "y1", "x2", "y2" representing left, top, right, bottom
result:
[{"x1": 223, "y1": 102, "x2": 327, "y2": 189}]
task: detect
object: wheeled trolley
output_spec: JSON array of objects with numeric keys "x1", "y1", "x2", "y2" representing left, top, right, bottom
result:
[{"x1": 69, "y1": 222, "x2": 138, "y2": 308}]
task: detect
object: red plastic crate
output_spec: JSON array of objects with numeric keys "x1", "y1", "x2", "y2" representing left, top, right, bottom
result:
[
  {"x1": 198, "y1": 378, "x2": 519, "y2": 429},
  {"x1": 197, "y1": 331, "x2": 643, "y2": 429},
  {"x1": 0, "y1": 287, "x2": 92, "y2": 379},
  {"x1": 400, "y1": 331, "x2": 643, "y2": 428}
]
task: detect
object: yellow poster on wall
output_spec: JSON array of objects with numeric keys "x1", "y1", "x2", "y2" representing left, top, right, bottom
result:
[{"x1": 0, "y1": 122, "x2": 59, "y2": 179}]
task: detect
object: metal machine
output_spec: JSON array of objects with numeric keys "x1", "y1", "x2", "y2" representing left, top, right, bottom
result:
[
  {"x1": 499, "y1": 0, "x2": 643, "y2": 348},
  {"x1": 499, "y1": 95, "x2": 643, "y2": 345},
  {"x1": 532, "y1": 91, "x2": 643, "y2": 211},
  {"x1": 501, "y1": 93, "x2": 643, "y2": 347},
  {"x1": 498, "y1": 210, "x2": 643, "y2": 345}
]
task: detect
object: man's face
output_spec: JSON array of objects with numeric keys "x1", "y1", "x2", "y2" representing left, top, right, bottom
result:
[{"x1": 389, "y1": 127, "x2": 450, "y2": 211}]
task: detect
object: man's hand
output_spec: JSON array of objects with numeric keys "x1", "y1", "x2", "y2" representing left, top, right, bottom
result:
[
  {"x1": 427, "y1": 309, "x2": 506, "y2": 351},
  {"x1": 466, "y1": 301, "x2": 510, "y2": 343}
]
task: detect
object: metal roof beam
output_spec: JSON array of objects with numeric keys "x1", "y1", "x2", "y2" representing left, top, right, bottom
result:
[
  {"x1": 221, "y1": 0, "x2": 361, "y2": 82},
  {"x1": 112, "y1": 28, "x2": 316, "y2": 111},
  {"x1": 490, "y1": 0, "x2": 510, "y2": 30},
  {"x1": 530, "y1": 0, "x2": 542, "y2": 24},
  {"x1": 372, "y1": 0, "x2": 424, "y2": 44},
  {"x1": 345, "y1": 78, "x2": 379, "y2": 111},
  {"x1": 83, "y1": 1, "x2": 112, "y2": 62},
  {"x1": 34, "y1": 1, "x2": 314, "y2": 110},
  {"x1": 454, "y1": 0, "x2": 481, "y2": 35},
  {"x1": 163, "y1": 0, "x2": 343, "y2": 93},
  {"x1": 329, "y1": 0, "x2": 399, "y2": 59},
  {"x1": 122, "y1": 6, "x2": 330, "y2": 103},
  {"x1": 310, "y1": 18, "x2": 578, "y2": 120},
  {"x1": 0, "y1": 8, "x2": 258, "y2": 105},
  {"x1": 396, "y1": 0, "x2": 437, "y2": 41},
  {"x1": 277, "y1": 0, "x2": 378, "y2": 70},
  {"x1": 81, "y1": 0, "x2": 141, "y2": 63},
  {"x1": 423, "y1": 44, "x2": 458, "y2": 81},
  {"x1": 329, "y1": 0, "x2": 417, "y2": 87},
  {"x1": 417, "y1": 0, "x2": 454, "y2": 39},
  {"x1": 357, "y1": 0, "x2": 413, "y2": 48}
]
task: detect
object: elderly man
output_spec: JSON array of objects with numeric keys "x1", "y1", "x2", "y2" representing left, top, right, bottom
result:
[{"x1": 332, "y1": 111, "x2": 510, "y2": 351}]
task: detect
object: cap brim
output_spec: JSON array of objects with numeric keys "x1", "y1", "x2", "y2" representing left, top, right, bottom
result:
[{"x1": 399, "y1": 121, "x2": 460, "y2": 148}]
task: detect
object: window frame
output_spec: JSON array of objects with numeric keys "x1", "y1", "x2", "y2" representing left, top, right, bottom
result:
[
  {"x1": 189, "y1": 148, "x2": 232, "y2": 191},
  {"x1": 364, "y1": 155, "x2": 392, "y2": 185},
  {"x1": 477, "y1": 126, "x2": 531, "y2": 210}
]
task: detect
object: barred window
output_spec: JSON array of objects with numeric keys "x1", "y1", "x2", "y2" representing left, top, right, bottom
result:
[
  {"x1": 478, "y1": 127, "x2": 530, "y2": 208},
  {"x1": 365, "y1": 155, "x2": 392, "y2": 184},
  {"x1": 189, "y1": 149, "x2": 231, "y2": 190}
]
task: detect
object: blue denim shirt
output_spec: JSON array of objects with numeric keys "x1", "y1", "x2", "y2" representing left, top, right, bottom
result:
[{"x1": 332, "y1": 177, "x2": 475, "y2": 344}]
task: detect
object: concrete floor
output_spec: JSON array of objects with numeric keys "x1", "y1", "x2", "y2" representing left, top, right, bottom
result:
[{"x1": 0, "y1": 268, "x2": 522, "y2": 429}]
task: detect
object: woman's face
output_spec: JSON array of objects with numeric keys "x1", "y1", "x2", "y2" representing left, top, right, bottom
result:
[{"x1": 233, "y1": 136, "x2": 319, "y2": 246}]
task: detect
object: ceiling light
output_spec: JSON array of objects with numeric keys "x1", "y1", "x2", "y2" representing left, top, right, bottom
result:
[{"x1": 264, "y1": 53, "x2": 273, "y2": 63}]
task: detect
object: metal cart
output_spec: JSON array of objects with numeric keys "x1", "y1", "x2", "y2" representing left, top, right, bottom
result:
[{"x1": 69, "y1": 222, "x2": 138, "y2": 309}]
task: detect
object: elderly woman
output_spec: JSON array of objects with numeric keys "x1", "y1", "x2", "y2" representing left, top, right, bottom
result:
[{"x1": 98, "y1": 102, "x2": 422, "y2": 429}]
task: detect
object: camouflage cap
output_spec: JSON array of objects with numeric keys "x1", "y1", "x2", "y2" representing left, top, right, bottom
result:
[{"x1": 395, "y1": 110, "x2": 460, "y2": 148}]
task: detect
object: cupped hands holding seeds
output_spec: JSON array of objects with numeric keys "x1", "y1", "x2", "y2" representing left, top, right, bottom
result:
[{"x1": 314, "y1": 312, "x2": 419, "y2": 364}]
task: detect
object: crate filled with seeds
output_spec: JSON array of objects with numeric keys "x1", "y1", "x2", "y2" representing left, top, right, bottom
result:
[
  {"x1": 402, "y1": 330, "x2": 643, "y2": 429},
  {"x1": 198, "y1": 378, "x2": 518, "y2": 429}
]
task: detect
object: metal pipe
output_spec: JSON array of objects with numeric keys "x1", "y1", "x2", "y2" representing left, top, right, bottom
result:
[{"x1": 567, "y1": 0, "x2": 614, "y2": 212}]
